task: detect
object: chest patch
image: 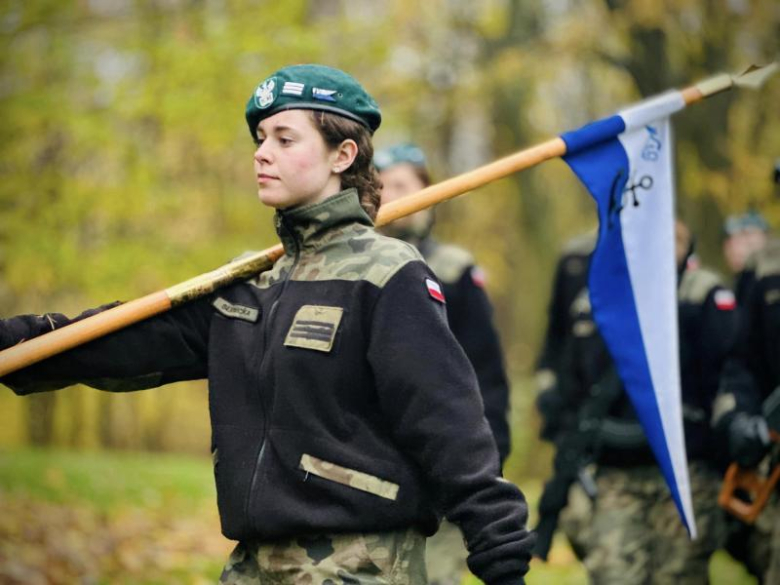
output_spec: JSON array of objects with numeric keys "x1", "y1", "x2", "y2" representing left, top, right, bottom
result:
[
  {"x1": 765, "y1": 288, "x2": 780, "y2": 306},
  {"x1": 213, "y1": 297, "x2": 260, "y2": 323},
  {"x1": 284, "y1": 305, "x2": 344, "y2": 352}
]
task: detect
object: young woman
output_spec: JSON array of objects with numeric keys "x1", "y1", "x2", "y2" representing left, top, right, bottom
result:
[{"x1": 1, "y1": 64, "x2": 534, "y2": 584}]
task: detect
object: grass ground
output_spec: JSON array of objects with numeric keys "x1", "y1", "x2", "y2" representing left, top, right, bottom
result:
[{"x1": 0, "y1": 448, "x2": 759, "y2": 584}]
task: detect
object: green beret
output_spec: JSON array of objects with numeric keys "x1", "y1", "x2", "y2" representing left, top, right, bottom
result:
[
  {"x1": 245, "y1": 64, "x2": 381, "y2": 140},
  {"x1": 373, "y1": 143, "x2": 427, "y2": 171},
  {"x1": 723, "y1": 210, "x2": 770, "y2": 236}
]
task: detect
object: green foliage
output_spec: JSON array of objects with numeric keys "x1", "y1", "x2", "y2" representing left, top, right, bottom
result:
[{"x1": 0, "y1": 447, "x2": 215, "y2": 512}]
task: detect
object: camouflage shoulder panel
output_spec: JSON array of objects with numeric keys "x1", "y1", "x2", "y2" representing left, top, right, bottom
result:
[
  {"x1": 756, "y1": 238, "x2": 780, "y2": 279},
  {"x1": 290, "y1": 225, "x2": 423, "y2": 288},
  {"x1": 678, "y1": 267, "x2": 723, "y2": 304},
  {"x1": 424, "y1": 242, "x2": 474, "y2": 284},
  {"x1": 562, "y1": 231, "x2": 598, "y2": 257},
  {"x1": 251, "y1": 254, "x2": 295, "y2": 290}
]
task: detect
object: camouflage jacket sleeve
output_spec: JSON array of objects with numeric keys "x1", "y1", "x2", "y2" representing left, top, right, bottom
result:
[
  {"x1": 0, "y1": 300, "x2": 212, "y2": 395},
  {"x1": 444, "y1": 267, "x2": 511, "y2": 465},
  {"x1": 367, "y1": 261, "x2": 534, "y2": 585}
]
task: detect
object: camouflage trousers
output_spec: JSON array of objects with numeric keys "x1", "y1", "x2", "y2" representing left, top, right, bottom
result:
[
  {"x1": 219, "y1": 528, "x2": 427, "y2": 585},
  {"x1": 564, "y1": 462, "x2": 726, "y2": 585},
  {"x1": 425, "y1": 520, "x2": 468, "y2": 585}
]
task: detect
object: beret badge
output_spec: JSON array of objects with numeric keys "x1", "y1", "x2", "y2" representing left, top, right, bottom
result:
[{"x1": 255, "y1": 77, "x2": 277, "y2": 109}]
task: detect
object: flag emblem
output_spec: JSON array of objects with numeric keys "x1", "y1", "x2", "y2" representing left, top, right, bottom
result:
[
  {"x1": 282, "y1": 81, "x2": 305, "y2": 96},
  {"x1": 425, "y1": 278, "x2": 445, "y2": 303},
  {"x1": 561, "y1": 89, "x2": 698, "y2": 537},
  {"x1": 714, "y1": 290, "x2": 736, "y2": 311},
  {"x1": 470, "y1": 266, "x2": 486, "y2": 288},
  {"x1": 312, "y1": 88, "x2": 337, "y2": 102}
]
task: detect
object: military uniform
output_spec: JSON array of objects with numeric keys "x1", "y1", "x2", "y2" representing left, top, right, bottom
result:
[
  {"x1": 716, "y1": 238, "x2": 780, "y2": 585},
  {"x1": 376, "y1": 143, "x2": 513, "y2": 585},
  {"x1": 414, "y1": 238, "x2": 512, "y2": 585},
  {"x1": 1, "y1": 190, "x2": 535, "y2": 584},
  {"x1": 533, "y1": 234, "x2": 596, "y2": 561},
  {"x1": 417, "y1": 238, "x2": 511, "y2": 465},
  {"x1": 534, "y1": 233, "x2": 595, "y2": 444},
  {"x1": 536, "y1": 251, "x2": 736, "y2": 582}
]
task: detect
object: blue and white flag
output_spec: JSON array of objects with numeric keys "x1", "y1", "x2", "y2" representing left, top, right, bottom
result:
[{"x1": 561, "y1": 91, "x2": 696, "y2": 537}]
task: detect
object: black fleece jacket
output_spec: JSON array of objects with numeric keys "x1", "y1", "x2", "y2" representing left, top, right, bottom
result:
[{"x1": 0, "y1": 189, "x2": 534, "y2": 584}]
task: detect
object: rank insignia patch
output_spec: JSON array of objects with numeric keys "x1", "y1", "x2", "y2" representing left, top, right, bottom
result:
[
  {"x1": 284, "y1": 305, "x2": 344, "y2": 352},
  {"x1": 282, "y1": 81, "x2": 305, "y2": 96}
]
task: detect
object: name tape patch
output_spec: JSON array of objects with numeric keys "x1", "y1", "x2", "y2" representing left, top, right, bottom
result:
[
  {"x1": 212, "y1": 297, "x2": 260, "y2": 323},
  {"x1": 284, "y1": 305, "x2": 344, "y2": 352}
]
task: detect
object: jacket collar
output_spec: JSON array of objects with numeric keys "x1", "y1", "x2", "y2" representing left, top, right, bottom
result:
[{"x1": 274, "y1": 188, "x2": 374, "y2": 255}]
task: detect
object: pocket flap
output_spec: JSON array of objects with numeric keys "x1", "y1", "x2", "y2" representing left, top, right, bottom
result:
[{"x1": 299, "y1": 453, "x2": 399, "y2": 501}]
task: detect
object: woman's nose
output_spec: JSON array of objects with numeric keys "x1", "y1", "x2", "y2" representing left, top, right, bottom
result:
[{"x1": 254, "y1": 141, "x2": 271, "y2": 163}]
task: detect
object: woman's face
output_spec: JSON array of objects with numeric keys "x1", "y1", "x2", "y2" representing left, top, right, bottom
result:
[{"x1": 254, "y1": 110, "x2": 343, "y2": 209}]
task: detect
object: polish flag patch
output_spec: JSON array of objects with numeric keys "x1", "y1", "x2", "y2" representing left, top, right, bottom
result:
[
  {"x1": 714, "y1": 290, "x2": 736, "y2": 311},
  {"x1": 425, "y1": 278, "x2": 446, "y2": 303},
  {"x1": 471, "y1": 266, "x2": 486, "y2": 288}
]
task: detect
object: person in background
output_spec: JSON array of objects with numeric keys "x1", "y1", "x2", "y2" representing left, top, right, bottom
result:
[
  {"x1": 715, "y1": 168, "x2": 780, "y2": 585},
  {"x1": 375, "y1": 143, "x2": 512, "y2": 585},
  {"x1": 722, "y1": 211, "x2": 770, "y2": 304},
  {"x1": 536, "y1": 220, "x2": 735, "y2": 583}
]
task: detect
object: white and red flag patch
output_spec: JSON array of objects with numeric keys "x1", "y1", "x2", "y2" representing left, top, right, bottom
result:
[
  {"x1": 471, "y1": 266, "x2": 486, "y2": 288},
  {"x1": 425, "y1": 278, "x2": 446, "y2": 303},
  {"x1": 714, "y1": 290, "x2": 736, "y2": 311}
]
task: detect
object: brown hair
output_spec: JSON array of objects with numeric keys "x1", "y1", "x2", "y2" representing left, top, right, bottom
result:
[{"x1": 310, "y1": 111, "x2": 382, "y2": 221}]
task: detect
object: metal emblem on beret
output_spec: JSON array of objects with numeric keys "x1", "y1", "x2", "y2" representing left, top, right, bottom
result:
[{"x1": 255, "y1": 77, "x2": 277, "y2": 109}]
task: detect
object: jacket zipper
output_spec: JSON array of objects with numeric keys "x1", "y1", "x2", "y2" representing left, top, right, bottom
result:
[{"x1": 245, "y1": 215, "x2": 301, "y2": 530}]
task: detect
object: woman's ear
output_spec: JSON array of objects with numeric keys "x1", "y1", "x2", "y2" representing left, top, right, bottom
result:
[{"x1": 331, "y1": 139, "x2": 358, "y2": 174}]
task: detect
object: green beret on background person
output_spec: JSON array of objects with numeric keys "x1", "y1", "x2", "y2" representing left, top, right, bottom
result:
[
  {"x1": 0, "y1": 64, "x2": 535, "y2": 584},
  {"x1": 375, "y1": 142, "x2": 514, "y2": 585}
]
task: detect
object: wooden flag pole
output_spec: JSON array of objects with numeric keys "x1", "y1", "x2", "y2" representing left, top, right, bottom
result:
[{"x1": 0, "y1": 63, "x2": 776, "y2": 377}]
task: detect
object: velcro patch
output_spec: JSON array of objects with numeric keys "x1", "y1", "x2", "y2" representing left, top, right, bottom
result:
[
  {"x1": 714, "y1": 290, "x2": 736, "y2": 311},
  {"x1": 425, "y1": 278, "x2": 445, "y2": 303},
  {"x1": 471, "y1": 266, "x2": 486, "y2": 288},
  {"x1": 765, "y1": 288, "x2": 780, "y2": 306},
  {"x1": 299, "y1": 453, "x2": 399, "y2": 501},
  {"x1": 284, "y1": 305, "x2": 343, "y2": 352},
  {"x1": 212, "y1": 297, "x2": 260, "y2": 323}
]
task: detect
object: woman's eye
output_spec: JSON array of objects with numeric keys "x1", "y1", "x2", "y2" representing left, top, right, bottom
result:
[
  {"x1": 280, "y1": 137, "x2": 293, "y2": 146},
  {"x1": 253, "y1": 137, "x2": 264, "y2": 148}
]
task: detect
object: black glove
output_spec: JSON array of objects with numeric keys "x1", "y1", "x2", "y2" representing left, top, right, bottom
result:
[
  {"x1": 729, "y1": 413, "x2": 771, "y2": 468},
  {"x1": 536, "y1": 387, "x2": 566, "y2": 442}
]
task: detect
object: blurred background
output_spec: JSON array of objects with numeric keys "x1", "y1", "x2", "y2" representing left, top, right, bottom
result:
[{"x1": 0, "y1": 0, "x2": 778, "y2": 583}]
